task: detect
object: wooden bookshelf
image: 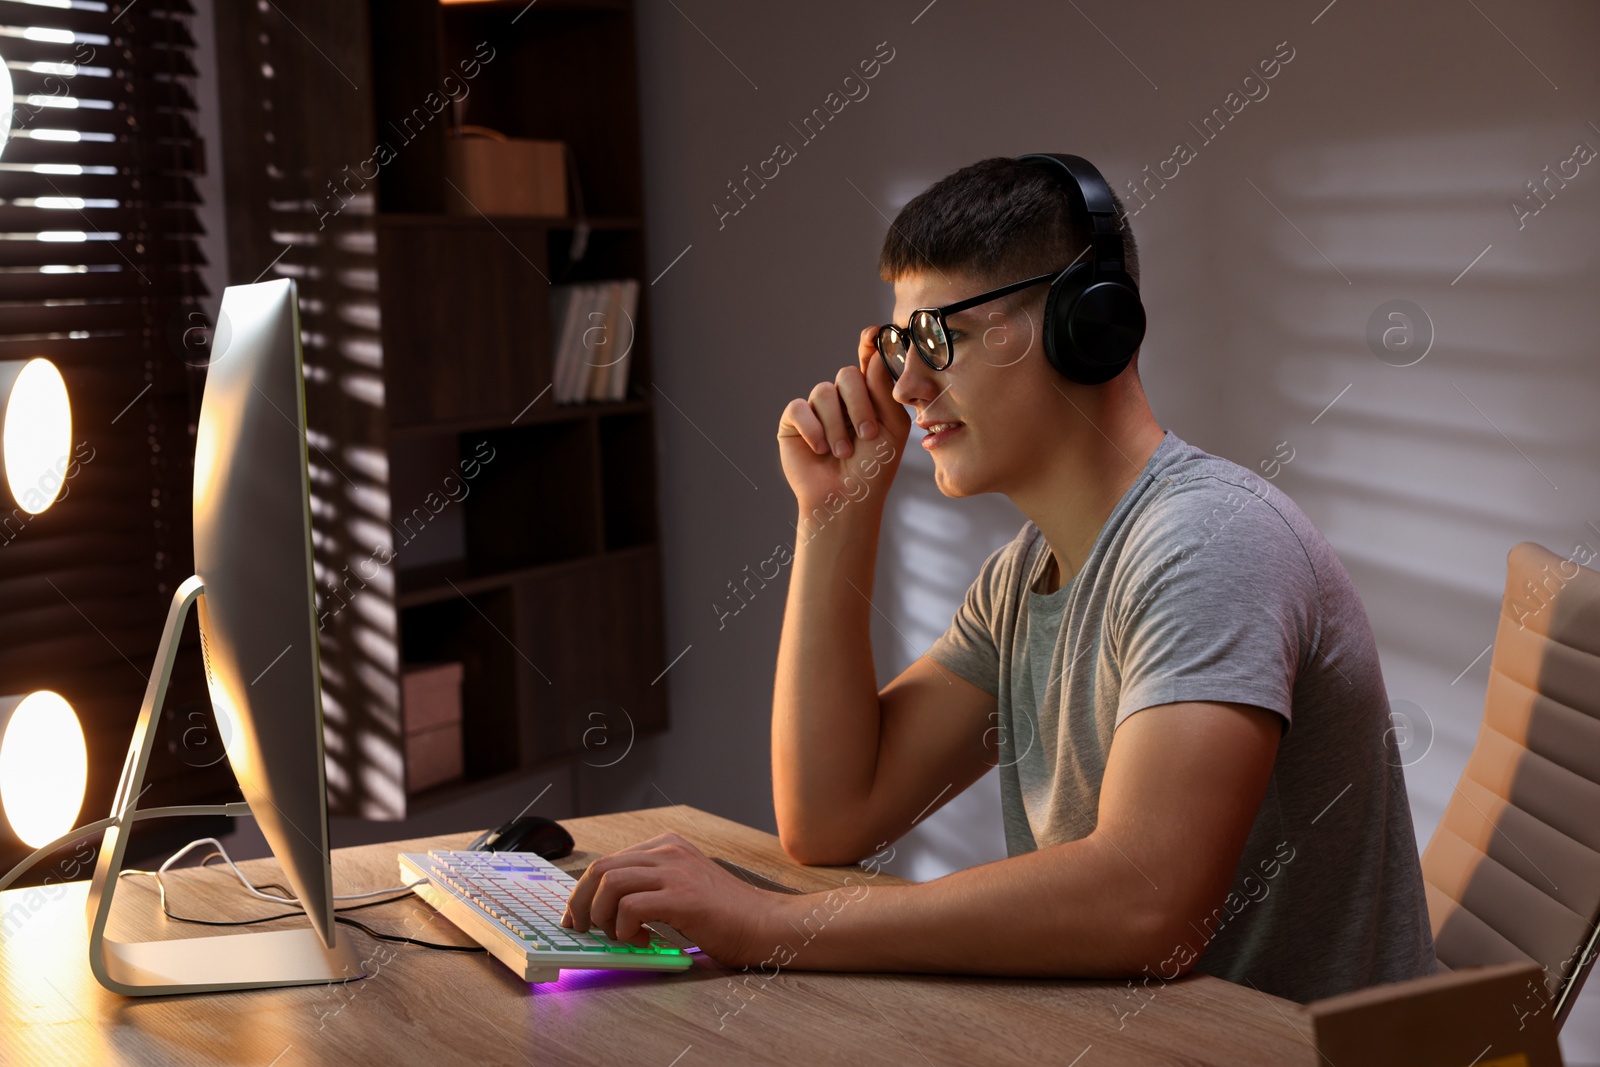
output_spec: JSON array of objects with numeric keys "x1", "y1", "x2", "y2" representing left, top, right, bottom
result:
[
  {"x1": 375, "y1": 0, "x2": 666, "y2": 812},
  {"x1": 214, "y1": 0, "x2": 668, "y2": 818}
]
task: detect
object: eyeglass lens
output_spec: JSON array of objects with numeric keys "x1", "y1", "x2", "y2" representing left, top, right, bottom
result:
[
  {"x1": 909, "y1": 310, "x2": 950, "y2": 368},
  {"x1": 878, "y1": 327, "x2": 910, "y2": 378}
]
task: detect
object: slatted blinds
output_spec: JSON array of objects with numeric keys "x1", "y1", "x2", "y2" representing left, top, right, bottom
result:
[{"x1": 0, "y1": 0, "x2": 222, "y2": 875}]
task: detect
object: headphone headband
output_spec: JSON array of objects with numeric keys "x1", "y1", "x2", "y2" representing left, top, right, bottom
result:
[
  {"x1": 1015, "y1": 152, "x2": 1130, "y2": 278},
  {"x1": 1016, "y1": 152, "x2": 1116, "y2": 216},
  {"x1": 1012, "y1": 151, "x2": 1146, "y2": 383}
]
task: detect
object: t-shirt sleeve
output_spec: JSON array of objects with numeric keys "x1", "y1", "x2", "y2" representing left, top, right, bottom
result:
[
  {"x1": 1110, "y1": 479, "x2": 1320, "y2": 732},
  {"x1": 924, "y1": 535, "x2": 1022, "y2": 698}
]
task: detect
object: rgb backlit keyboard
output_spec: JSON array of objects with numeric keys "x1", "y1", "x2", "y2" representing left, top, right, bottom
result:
[{"x1": 398, "y1": 849, "x2": 692, "y2": 983}]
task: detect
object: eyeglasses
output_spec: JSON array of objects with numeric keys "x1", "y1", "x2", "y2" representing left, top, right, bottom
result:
[{"x1": 874, "y1": 269, "x2": 1060, "y2": 381}]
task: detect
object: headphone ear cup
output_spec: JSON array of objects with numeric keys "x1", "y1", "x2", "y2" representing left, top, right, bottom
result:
[
  {"x1": 1042, "y1": 263, "x2": 1089, "y2": 379},
  {"x1": 1043, "y1": 266, "x2": 1146, "y2": 385},
  {"x1": 1068, "y1": 279, "x2": 1146, "y2": 384}
]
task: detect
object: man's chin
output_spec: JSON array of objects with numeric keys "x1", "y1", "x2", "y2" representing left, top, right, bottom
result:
[{"x1": 932, "y1": 464, "x2": 983, "y2": 499}]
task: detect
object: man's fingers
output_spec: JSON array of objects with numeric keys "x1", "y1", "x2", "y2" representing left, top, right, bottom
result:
[
  {"x1": 585, "y1": 866, "x2": 663, "y2": 938},
  {"x1": 860, "y1": 326, "x2": 894, "y2": 417},
  {"x1": 857, "y1": 325, "x2": 877, "y2": 377},
  {"x1": 859, "y1": 325, "x2": 910, "y2": 429},
  {"x1": 777, "y1": 326, "x2": 904, "y2": 468},
  {"x1": 562, "y1": 856, "x2": 610, "y2": 931},
  {"x1": 834, "y1": 366, "x2": 878, "y2": 441},
  {"x1": 778, "y1": 398, "x2": 829, "y2": 454},
  {"x1": 563, "y1": 848, "x2": 659, "y2": 930},
  {"x1": 613, "y1": 889, "x2": 675, "y2": 945},
  {"x1": 807, "y1": 380, "x2": 854, "y2": 459},
  {"x1": 562, "y1": 833, "x2": 699, "y2": 929}
]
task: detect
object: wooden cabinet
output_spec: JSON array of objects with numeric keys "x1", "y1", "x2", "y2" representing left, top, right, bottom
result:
[
  {"x1": 374, "y1": 217, "x2": 552, "y2": 427},
  {"x1": 215, "y1": 0, "x2": 668, "y2": 818}
]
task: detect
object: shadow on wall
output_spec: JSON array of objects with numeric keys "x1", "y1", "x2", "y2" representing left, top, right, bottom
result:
[
  {"x1": 1208, "y1": 125, "x2": 1600, "y2": 854},
  {"x1": 213, "y1": 1, "x2": 406, "y2": 820}
]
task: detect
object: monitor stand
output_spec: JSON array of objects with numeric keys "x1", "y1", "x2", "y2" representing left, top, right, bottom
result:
[{"x1": 84, "y1": 575, "x2": 365, "y2": 996}]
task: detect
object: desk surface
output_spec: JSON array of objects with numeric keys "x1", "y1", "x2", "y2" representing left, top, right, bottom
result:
[{"x1": 0, "y1": 805, "x2": 1318, "y2": 1066}]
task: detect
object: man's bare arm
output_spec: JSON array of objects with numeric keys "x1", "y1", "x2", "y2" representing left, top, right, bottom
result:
[
  {"x1": 771, "y1": 515, "x2": 999, "y2": 864},
  {"x1": 771, "y1": 328, "x2": 996, "y2": 865},
  {"x1": 763, "y1": 700, "x2": 1283, "y2": 976},
  {"x1": 770, "y1": 503, "x2": 884, "y2": 864}
]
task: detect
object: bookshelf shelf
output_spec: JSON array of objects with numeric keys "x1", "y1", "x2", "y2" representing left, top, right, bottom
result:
[
  {"x1": 376, "y1": 214, "x2": 643, "y2": 232},
  {"x1": 439, "y1": 0, "x2": 630, "y2": 15},
  {"x1": 371, "y1": 0, "x2": 666, "y2": 807},
  {"x1": 217, "y1": 0, "x2": 668, "y2": 817},
  {"x1": 388, "y1": 398, "x2": 652, "y2": 439},
  {"x1": 395, "y1": 544, "x2": 659, "y2": 610}
]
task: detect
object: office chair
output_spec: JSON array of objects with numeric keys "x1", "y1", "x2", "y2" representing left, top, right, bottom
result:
[
  {"x1": 1421, "y1": 540, "x2": 1600, "y2": 1030},
  {"x1": 1306, "y1": 541, "x2": 1597, "y2": 1066}
]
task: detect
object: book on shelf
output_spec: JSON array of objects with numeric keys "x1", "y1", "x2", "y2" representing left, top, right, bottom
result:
[
  {"x1": 612, "y1": 278, "x2": 639, "y2": 400},
  {"x1": 585, "y1": 280, "x2": 621, "y2": 402},
  {"x1": 549, "y1": 279, "x2": 639, "y2": 404},
  {"x1": 550, "y1": 284, "x2": 581, "y2": 403}
]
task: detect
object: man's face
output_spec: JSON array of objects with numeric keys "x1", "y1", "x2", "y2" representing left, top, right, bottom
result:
[{"x1": 889, "y1": 269, "x2": 1058, "y2": 498}]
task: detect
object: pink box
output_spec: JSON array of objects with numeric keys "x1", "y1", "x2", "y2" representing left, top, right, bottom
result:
[
  {"x1": 402, "y1": 662, "x2": 464, "y2": 793},
  {"x1": 402, "y1": 662, "x2": 463, "y2": 733},
  {"x1": 405, "y1": 723, "x2": 463, "y2": 794}
]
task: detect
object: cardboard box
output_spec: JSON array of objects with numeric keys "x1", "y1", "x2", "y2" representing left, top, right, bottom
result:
[
  {"x1": 403, "y1": 661, "x2": 463, "y2": 733},
  {"x1": 405, "y1": 722, "x2": 463, "y2": 794},
  {"x1": 402, "y1": 662, "x2": 463, "y2": 793},
  {"x1": 445, "y1": 135, "x2": 568, "y2": 218}
]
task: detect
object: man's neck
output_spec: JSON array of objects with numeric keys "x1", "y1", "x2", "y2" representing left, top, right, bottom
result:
[{"x1": 1012, "y1": 392, "x2": 1166, "y2": 595}]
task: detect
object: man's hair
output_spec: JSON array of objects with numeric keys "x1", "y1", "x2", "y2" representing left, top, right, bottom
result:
[{"x1": 878, "y1": 156, "x2": 1140, "y2": 292}]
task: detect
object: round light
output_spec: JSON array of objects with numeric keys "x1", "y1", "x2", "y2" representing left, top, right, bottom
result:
[
  {"x1": 1, "y1": 358, "x2": 73, "y2": 515},
  {"x1": 0, "y1": 691, "x2": 88, "y2": 849}
]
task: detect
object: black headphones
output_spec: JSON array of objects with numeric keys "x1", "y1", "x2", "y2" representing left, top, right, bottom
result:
[{"x1": 1014, "y1": 153, "x2": 1147, "y2": 384}]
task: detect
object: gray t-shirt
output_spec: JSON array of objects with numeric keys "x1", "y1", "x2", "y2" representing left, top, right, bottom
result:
[{"x1": 926, "y1": 429, "x2": 1437, "y2": 1003}]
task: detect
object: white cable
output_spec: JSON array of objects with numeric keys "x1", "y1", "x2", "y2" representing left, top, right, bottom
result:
[
  {"x1": 117, "y1": 836, "x2": 424, "y2": 907},
  {"x1": 0, "y1": 803, "x2": 248, "y2": 893},
  {"x1": 3, "y1": 808, "x2": 423, "y2": 908}
]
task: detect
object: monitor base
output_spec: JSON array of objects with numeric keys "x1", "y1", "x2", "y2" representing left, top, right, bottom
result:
[
  {"x1": 99, "y1": 927, "x2": 365, "y2": 996},
  {"x1": 83, "y1": 575, "x2": 367, "y2": 997}
]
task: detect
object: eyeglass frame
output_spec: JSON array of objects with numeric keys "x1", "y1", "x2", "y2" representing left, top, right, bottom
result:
[{"x1": 874, "y1": 268, "x2": 1063, "y2": 382}]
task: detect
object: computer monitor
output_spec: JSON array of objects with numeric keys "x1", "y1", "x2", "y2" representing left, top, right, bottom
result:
[
  {"x1": 82, "y1": 278, "x2": 363, "y2": 994},
  {"x1": 192, "y1": 277, "x2": 336, "y2": 942}
]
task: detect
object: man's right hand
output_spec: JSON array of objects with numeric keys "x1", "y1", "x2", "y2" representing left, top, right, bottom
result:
[{"x1": 776, "y1": 326, "x2": 912, "y2": 514}]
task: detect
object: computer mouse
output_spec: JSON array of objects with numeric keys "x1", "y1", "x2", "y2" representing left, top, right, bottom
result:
[{"x1": 473, "y1": 814, "x2": 574, "y2": 860}]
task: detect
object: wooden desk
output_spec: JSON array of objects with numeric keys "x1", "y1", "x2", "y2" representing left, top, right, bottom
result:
[{"x1": 0, "y1": 806, "x2": 1318, "y2": 1065}]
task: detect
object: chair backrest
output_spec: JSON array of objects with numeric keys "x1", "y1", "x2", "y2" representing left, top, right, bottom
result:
[{"x1": 1422, "y1": 540, "x2": 1600, "y2": 1031}]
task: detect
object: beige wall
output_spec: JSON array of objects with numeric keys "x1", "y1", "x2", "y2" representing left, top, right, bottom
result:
[{"x1": 623, "y1": 1, "x2": 1600, "y2": 1058}]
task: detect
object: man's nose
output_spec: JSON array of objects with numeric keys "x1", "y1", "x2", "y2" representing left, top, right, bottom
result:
[{"x1": 890, "y1": 356, "x2": 937, "y2": 408}]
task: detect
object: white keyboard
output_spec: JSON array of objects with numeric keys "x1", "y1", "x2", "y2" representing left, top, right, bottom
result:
[{"x1": 398, "y1": 850, "x2": 693, "y2": 983}]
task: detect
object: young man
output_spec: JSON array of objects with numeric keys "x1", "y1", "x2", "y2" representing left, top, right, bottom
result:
[{"x1": 562, "y1": 155, "x2": 1437, "y2": 1004}]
